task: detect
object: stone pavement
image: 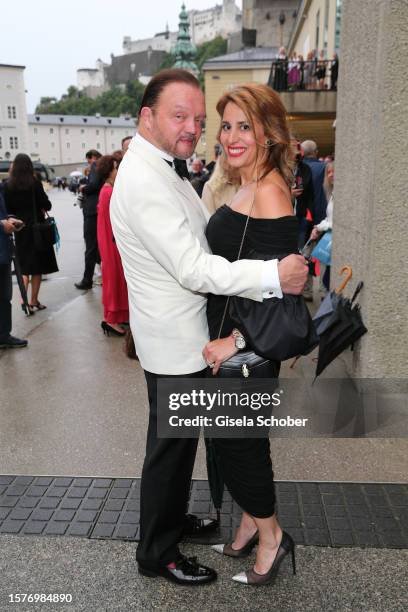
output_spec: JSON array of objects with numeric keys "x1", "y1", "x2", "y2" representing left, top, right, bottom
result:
[{"x1": 0, "y1": 189, "x2": 407, "y2": 611}]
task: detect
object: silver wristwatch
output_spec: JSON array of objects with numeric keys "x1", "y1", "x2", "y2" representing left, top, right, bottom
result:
[{"x1": 232, "y1": 328, "x2": 246, "y2": 350}]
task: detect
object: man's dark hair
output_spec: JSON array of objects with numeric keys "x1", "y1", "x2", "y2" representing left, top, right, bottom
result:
[
  {"x1": 86, "y1": 149, "x2": 102, "y2": 160},
  {"x1": 138, "y1": 69, "x2": 200, "y2": 117},
  {"x1": 121, "y1": 136, "x2": 132, "y2": 147}
]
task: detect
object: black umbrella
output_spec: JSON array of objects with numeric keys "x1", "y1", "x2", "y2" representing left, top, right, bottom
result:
[
  {"x1": 10, "y1": 235, "x2": 31, "y2": 315},
  {"x1": 315, "y1": 283, "x2": 367, "y2": 378},
  {"x1": 204, "y1": 437, "x2": 223, "y2": 526}
]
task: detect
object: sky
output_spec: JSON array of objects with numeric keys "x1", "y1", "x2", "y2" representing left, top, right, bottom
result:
[{"x1": 1, "y1": 0, "x2": 242, "y2": 113}]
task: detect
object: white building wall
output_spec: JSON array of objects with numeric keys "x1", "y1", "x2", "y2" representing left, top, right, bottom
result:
[
  {"x1": 28, "y1": 117, "x2": 136, "y2": 165},
  {"x1": 77, "y1": 61, "x2": 106, "y2": 91},
  {"x1": 0, "y1": 65, "x2": 29, "y2": 160}
]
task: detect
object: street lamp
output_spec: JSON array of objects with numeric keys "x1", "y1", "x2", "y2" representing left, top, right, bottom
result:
[{"x1": 279, "y1": 11, "x2": 286, "y2": 47}]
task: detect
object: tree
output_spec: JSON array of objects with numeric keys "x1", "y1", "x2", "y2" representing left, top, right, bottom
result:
[{"x1": 35, "y1": 80, "x2": 146, "y2": 117}]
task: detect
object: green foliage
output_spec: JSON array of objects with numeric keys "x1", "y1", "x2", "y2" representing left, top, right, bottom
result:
[
  {"x1": 35, "y1": 80, "x2": 146, "y2": 117},
  {"x1": 35, "y1": 37, "x2": 228, "y2": 115},
  {"x1": 195, "y1": 36, "x2": 227, "y2": 71}
]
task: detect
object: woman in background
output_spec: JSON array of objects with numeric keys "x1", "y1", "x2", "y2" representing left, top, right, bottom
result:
[
  {"x1": 201, "y1": 155, "x2": 238, "y2": 215},
  {"x1": 311, "y1": 161, "x2": 334, "y2": 291},
  {"x1": 5, "y1": 153, "x2": 58, "y2": 312},
  {"x1": 96, "y1": 154, "x2": 129, "y2": 336}
]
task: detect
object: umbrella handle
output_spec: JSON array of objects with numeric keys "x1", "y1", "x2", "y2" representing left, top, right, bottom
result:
[{"x1": 335, "y1": 266, "x2": 353, "y2": 294}]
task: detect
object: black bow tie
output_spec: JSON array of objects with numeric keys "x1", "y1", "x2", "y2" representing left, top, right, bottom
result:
[{"x1": 164, "y1": 158, "x2": 190, "y2": 180}]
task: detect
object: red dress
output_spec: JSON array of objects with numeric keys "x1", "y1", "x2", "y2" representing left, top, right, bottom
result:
[{"x1": 97, "y1": 183, "x2": 129, "y2": 324}]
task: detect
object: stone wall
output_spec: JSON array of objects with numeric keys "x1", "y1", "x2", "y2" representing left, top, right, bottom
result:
[{"x1": 333, "y1": 0, "x2": 408, "y2": 377}]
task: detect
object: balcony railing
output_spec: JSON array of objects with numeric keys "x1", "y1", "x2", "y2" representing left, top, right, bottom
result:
[{"x1": 268, "y1": 60, "x2": 338, "y2": 92}]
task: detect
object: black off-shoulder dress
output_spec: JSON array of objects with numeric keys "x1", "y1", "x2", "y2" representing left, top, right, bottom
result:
[{"x1": 205, "y1": 204, "x2": 298, "y2": 518}]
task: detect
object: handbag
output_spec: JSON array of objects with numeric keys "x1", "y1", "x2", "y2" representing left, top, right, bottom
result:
[
  {"x1": 215, "y1": 190, "x2": 318, "y2": 378},
  {"x1": 311, "y1": 230, "x2": 332, "y2": 265},
  {"x1": 31, "y1": 189, "x2": 58, "y2": 252}
]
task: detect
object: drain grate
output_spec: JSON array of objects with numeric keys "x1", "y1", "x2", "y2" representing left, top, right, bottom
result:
[{"x1": 0, "y1": 477, "x2": 407, "y2": 549}]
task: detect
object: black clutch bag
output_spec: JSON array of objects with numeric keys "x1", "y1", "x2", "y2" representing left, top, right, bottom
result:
[
  {"x1": 229, "y1": 250, "x2": 318, "y2": 362},
  {"x1": 215, "y1": 190, "x2": 317, "y2": 379}
]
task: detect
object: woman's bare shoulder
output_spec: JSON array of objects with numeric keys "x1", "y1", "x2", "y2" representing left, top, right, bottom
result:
[{"x1": 254, "y1": 177, "x2": 294, "y2": 219}]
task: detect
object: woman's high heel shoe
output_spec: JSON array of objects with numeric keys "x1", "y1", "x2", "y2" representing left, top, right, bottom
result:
[
  {"x1": 21, "y1": 304, "x2": 34, "y2": 316},
  {"x1": 212, "y1": 531, "x2": 258, "y2": 558},
  {"x1": 101, "y1": 321, "x2": 126, "y2": 337},
  {"x1": 232, "y1": 531, "x2": 296, "y2": 585}
]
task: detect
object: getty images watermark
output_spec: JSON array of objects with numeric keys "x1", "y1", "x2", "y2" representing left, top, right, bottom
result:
[
  {"x1": 156, "y1": 378, "x2": 408, "y2": 439},
  {"x1": 167, "y1": 388, "x2": 308, "y2": 430}
]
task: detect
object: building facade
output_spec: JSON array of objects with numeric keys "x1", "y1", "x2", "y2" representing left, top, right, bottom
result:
[
  {"x1": 242, "y1": 0, "x2": 301, "y2": 48},
  {"x1": 122, "y1": 0, "x2": 241, "y2": 54},
  {"x1": 288, "y1": 0, "x2": 342, "y2": 58},
  {"x1": 0, "y1": 64, "x2": 30, "y2": 161},
  {"x1": 28, "y1": 115, "x2": 136, "y2": 165}
]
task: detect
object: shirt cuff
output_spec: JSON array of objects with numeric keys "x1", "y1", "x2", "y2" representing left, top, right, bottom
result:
[{"x1": 261, "y1": 259, "x2": 283, "y2": 300}]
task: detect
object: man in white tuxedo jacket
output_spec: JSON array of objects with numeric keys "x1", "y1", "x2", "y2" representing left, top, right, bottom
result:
[{"x1": 110, "y1": 69, "x2": 307, "y2": 586}]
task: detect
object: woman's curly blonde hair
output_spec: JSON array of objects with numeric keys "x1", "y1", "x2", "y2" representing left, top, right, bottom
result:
[{"x1": 216, "y1": 83, "x2": 293, "y2": 186}]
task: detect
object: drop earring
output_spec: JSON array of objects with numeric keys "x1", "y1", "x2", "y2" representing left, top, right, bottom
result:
[{"x1": 266, "y1": 138, "x2": 274, "y2": 147}]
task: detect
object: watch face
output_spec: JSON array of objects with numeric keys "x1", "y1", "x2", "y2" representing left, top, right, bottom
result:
[{"x1": 236, "y1": 336, "x2": 246, "y2": 350}]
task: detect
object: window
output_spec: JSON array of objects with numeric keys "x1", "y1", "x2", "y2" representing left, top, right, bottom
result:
[
  {"x1": 323, "y1": 0, "x2": 330, "y2": 56},
  {"x1": 335, "y1": 0, "x2": 342, "y2": 50},
  {"x1": 51, "y1": 142, "x2": 55, "y2": 148},
  {"x1": 66, "y1": 142, "x2": 70, "y2": 149},
  {"x1": 96, "y1": 142, "x2": 101, "y2": 149},
  {"x1": 315, "y1": 9, "x2": 320, "y2": 49},
  {"x1": 9, "y1": 137, "x2": 18, "y2": 149},
  {"x1": 96, "y1": 129, "x2": 99, "y2": 135},
  {"x1": 50, "y1": 128, "x2": 54, "y2": 134},
  {"x1": 81, "y1": 129, "x2": 85, "y2": 134},
  {"x1": 82, "y1": 143, "x2": 86, "y2": 148},
  {"x1": 7, "y1": 106, "x2": 16, "y2": 119},
  {"x1": 34, "y1": 127, "x2": 38, "y2": 134},
  {"x1": 65, "y1": 128, "x2": 70, "y2": 134},
  {"x1": 111, "y1": 129, "x2": 114, "y2": 135}
]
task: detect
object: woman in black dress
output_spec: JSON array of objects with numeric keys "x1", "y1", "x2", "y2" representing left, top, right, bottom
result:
[
  {"x1": 5, "y1": 154, "x2": 58, "y2": 312},
  {"x1": 202, "y1": 83, "x2": 297, "y2": 585}
]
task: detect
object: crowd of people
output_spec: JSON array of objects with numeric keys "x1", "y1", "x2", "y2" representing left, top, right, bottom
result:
[
  {"x1": 0, "y1": 67, "x2": 336, "y2": 591},
  {"x1": 272, "y1": 46, "x2": 339, "y2": 91}
]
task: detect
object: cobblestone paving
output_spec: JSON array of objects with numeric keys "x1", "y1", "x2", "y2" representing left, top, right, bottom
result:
[{"x1": 0, "y1": 476, "x2": 407, "y2": 548}]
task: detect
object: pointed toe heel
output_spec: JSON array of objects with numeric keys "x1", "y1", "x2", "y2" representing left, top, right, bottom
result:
[{"x1": 212, "y1": 531, "x2": 258, "y2": 558}]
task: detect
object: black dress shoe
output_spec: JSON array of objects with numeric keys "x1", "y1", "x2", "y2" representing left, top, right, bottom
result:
[
  {"x1": 138, "y1": 555, "x2": 217, "y2": 586},
  {"x1": 0, "y1": 335, "x2": 28, "y2": 349},
  {"x1": 183, "y1": 513, "x2": 218, "y2": 537},
  {"x1": 74, "y1": 280, "x2": 93, "y2": 290}
]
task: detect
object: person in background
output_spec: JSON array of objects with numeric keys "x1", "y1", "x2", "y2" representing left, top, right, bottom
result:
[
  {"x1": 331, "y1": 53, "x2": 339, "y2": 90},
  {"x1": 201, "y1": 155, "x2": 238, "y2": 215},
  {"x1": 4, "y1": 154, "x2": 58, "y2": 313},
  {"x1": 121, "y1": 136, "x2": 133, "y2": 153},
  {"x1": 273, "y1": 47, "x2": 288, "y2": 91},
  {"x1": 315, "y1": 50, "x2": 327, "y2": 89},
  {"x1": 0, "y1": 184, "x2": 28, "y2": 349},
  {"x1": 96, "y1": 154, "x2": 129, "y2": 337},
  {"x1": 205, "y1": 143, "x2": 222, "y2": 178},
  {"x1": 189, "y1": 158, "x2": 207, "y2": 197},
  {"x1": 310, "y1": 161, "x2": 334, "y2": 292},
  {"x1": 75, "y1": 149, "x2": 103, "y2": 290},
  {"x1": 300, "y1": 139, "x2": 327, "y2": 301}
]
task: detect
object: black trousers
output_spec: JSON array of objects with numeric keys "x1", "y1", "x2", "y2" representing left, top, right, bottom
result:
[
  {"x1": 136, "y1": 368, "x2": 206, "y2": 569},
  {"x1": 82, "y1": 214, "x2": 100, "y2": 284},
  {"x1": 0, "y1": 263, "x2": 12, "y2": 340}
]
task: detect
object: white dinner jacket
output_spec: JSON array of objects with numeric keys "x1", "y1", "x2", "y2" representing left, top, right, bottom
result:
[{"x1": 110, "y1": 136, "x2": 265, "y2": 375}]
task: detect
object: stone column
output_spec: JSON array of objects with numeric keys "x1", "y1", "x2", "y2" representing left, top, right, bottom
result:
[{"x1": 333, "y1": 0, "x2": 408, "y2": 377}]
